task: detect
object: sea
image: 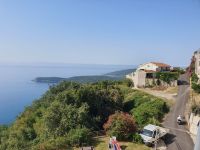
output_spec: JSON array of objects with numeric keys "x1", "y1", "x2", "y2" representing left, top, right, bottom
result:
[{"x1": 0, "y1": 63, "x2": 133, "y2": 124}]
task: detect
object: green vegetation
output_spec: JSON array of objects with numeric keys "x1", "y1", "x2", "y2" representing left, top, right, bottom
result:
[
  {"x1": 191, "y1": 72, "x2": 199, "y2": 83},
  {"x1": 0, "y1": 80, "x2": 169, "y2": 150},
  {"x1": 123, "y1": 90, "x2": 169, "y2": 128},
  {"x1": 132, "y1": 100, "x2": 168, "y2": 128},
  {"x1": 75, "y1": 136, "x2": 150, "y2": 150},
  {"x1": 34, "y1": 76, "x2": 122, "y2": 83},
  {"x1": 156, "y1": 72, "x2": 179, "y2": 84},
  {"x1": 103, "y1": 112, "x2": 137, "y2": 141},
  {"x1": 132, "y1": 133, "x2": 143, "y2": 144},
  {"x1": 34, "y1": 68, "x2": 136, "y2": 84},
  {"x1": 191, "y1": 73, "x2": 200, "y2": 93},
  {"x1": 192, "y1": 104, "x2": 200, "y2": 115},
  {"x1": 192, "y1": 83, "x2": 200, "y2": 93},
  {"x1": 171, "y1": 67, "x2": 186, "y2": 75},
  {"x1": 191, "y1": 73, "x2": 200, "y2": 115}
]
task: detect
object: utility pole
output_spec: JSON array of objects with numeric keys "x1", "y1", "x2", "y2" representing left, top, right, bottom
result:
[
  {"x1": 154, "y1": 129, "x2": 159, "y2": 150},
  {"x1": 194, "y1": 122, "x2": 200, "y2": 150}
]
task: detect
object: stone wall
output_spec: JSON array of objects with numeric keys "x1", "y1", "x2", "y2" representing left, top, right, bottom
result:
[
  {"x1": 126, "y1": 71, "x2": 178, "y2": 88},
  {"x1": 188, "y1": 113, "x2": 200, "y2": 137},
  {"x1": 136, "y1": 70, "x2": 146, "y2": 88},
  {"x1": 145, "y1": 78, "x2": 177, "y2": 87},
  {"x1": 126, "y1": 70, "x2": 146, "y2": 88}
]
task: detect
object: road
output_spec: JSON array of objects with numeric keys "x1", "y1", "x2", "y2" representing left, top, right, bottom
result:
[{"x1": 163, "y1": 73, "x2": 194, "y2": 150}]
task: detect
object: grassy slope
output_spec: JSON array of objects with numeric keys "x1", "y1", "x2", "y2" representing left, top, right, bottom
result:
[
  {"x1": 95, "y1": 137, "x2": 150, "y2": 150},
  {"x1": 165, "y1": 87, "x2": 178, "y2": 94},
  {"x1": 75, "y1": 136, "x2": 150, "y2": 150}
]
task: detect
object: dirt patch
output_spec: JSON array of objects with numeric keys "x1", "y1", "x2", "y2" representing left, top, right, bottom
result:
[
  {"x1": 138, "y1": 88, "x2": 176, "y2": 101},
  {"x1": 151, "y1": 86, "x2": 167, "y2": 91}
]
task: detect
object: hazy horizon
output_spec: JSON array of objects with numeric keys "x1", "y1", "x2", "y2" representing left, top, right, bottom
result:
[{"x1": 0, "y1": 62, "x2": 188, "y2": 68}]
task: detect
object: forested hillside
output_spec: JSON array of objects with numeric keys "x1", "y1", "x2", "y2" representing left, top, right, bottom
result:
[
  {"x1": 34, "y1": 68, "x2": 135, "y2": 83},
  {"x1": 34, "y1": 75, "x2": 121, "y2": 83},
  {"x1": 0, "y1": 80, "x2": 169, "y2": 150}
]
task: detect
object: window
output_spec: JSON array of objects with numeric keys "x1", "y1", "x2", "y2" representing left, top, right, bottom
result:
[{"x1": 141, "y1": 129, "x2": 153, "y2": 137}]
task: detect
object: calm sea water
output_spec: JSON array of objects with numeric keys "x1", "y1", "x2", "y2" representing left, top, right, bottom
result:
[{"x1": 0, "y1": 64, "x2": 132, "y2": 124}]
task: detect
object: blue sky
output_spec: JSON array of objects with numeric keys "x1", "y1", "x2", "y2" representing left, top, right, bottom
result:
[{"x1": 0, "y1": 0, "x2": 200, "y2": 66}]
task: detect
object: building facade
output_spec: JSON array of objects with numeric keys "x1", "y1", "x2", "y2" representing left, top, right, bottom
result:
[
  {"x1": 194, "y1": 50, "x2": 200, "y2": 78},
  {"x1": 126, "y1": 62, "x2": 172, "y2": 88},
  {"x1": 138, "y1": 62, "x2": 171, "y2": 72}
]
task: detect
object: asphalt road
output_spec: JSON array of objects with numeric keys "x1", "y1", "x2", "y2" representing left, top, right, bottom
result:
[{"x1": 163, "y1": 73, "x2": 194, "y2": 150}]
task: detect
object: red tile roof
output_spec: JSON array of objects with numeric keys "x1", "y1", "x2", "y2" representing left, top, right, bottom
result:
[{"x1": 150, "y1": 62, "x2": 171, "y2": 67}]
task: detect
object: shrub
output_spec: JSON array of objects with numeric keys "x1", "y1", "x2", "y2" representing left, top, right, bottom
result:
[
  {"x1": 156, "y1": 79, "x2": 161, "y2": 86},
  {"x1": 156, "y1": 72, "x2": 179, "y2": 84},
  {"x1": 67, "y1": 127, "x2": 92, "y2": 147},
  {"x1": 192, "y1": 104, "x2": 200, "y2": 115},
  {"x1": 191, "y1": 73, "x2": 200, "y2": 93},
  {"x1": 192, "y1": 83, "x2": 200, "y2": 93},
  {"x1": 103, "y1": 112, "x2": 137, "y2": 141},
  {"x1": 172, "y1": 68, "x2": 185, "y2": 74},
  {"x1": 132, "y1": 100, "x2": 169, "y2": 128},
  {"x1": 123, "y1": 79, "x2": 134, "y2": 87},
  {"x1": 191, "y1": 73, "x2": 199, "y2": 83},
  {"x1": 0, "y1": 125, "x2": 8, "y2": 149},
  {"x1": 132, "y1": 133, "x2": 143, "y2": 144}
]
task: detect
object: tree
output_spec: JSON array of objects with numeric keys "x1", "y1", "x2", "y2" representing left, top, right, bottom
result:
[
  {"x1": 67, "y1": 127, "x2": 91, "y2": 147},
  {"x1": 77, "y1": 84, "x2": 123, "y2": 129},
  {"x1": 44, "y1": 101, "x2": 89, "y2": 137},
  {"x1": 103, "y1": 112, "x2": 137, "y2": 141}
]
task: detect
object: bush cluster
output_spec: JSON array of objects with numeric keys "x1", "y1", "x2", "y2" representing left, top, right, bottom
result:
[
  {"x1": 192, "y1": 104, "x2": 200, "y2": 115},
  {"x1": 156, "y1": 72, "x2": 179, "y2": 84},
  {"x1": 191, "y1": 73, "x2": 200, "y2": 93},
  {"x1": 103, "y1": 112, "x2": 137, "y2": 141},
  {"x1": 132, "y1": 133, "x2": 143, "y2": 144}
]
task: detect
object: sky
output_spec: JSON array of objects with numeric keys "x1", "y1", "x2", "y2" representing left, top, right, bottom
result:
[{"x1": 0, "y1": 0, "x2": 200, "y2": 66}]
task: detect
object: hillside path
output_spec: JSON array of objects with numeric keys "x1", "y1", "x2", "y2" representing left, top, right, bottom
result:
[{"x1": 138, "y1": 74, "x2": 194, "y2": 150}]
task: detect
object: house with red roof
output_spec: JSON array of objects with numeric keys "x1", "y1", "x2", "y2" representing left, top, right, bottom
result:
[{"x1": 126, "y1": 62, "x2": 172, "y2": 88}]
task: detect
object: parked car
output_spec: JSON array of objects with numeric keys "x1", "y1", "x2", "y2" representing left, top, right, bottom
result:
[{"x1": 139, "y1": 124, "x2": 169, "y2": 146}]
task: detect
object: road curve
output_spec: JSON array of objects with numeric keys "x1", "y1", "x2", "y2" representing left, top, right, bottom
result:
[{"x1": 163, "y1": 74, "x2": 194, "y2": 150}]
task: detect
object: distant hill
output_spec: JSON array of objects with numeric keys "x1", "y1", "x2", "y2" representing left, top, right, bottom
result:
[
  {"x1": 34, "y1": 77, "x2": 66, "y2": 83},
  {"x1": 34, "y1": 75, "x2": 121, "y2": 83},
  {"x1": 34, "y1": 68, "x2": 135, "y2": 83},
  {"x1": 104, "y1": 69, "x2": 136, "y2": 77}
]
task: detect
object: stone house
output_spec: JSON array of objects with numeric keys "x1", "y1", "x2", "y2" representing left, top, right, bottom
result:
[{"x1": 126, "y1": 62, "x2": 172, "y2": 88}]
